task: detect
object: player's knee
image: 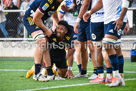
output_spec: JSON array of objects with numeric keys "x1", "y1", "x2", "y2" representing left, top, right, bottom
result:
[
  {"x1": 103, "y1": 38, "x2": 116, "y2": 50},
  {"x1": 114, "y1": 39, "x2": 121, "y2": 50},
  {"x1": 92, "y1": 41, "x2": 102, "y2": 50},
  {"x1": 33, "y1": 32, "x2": 47, "y2": 50}
]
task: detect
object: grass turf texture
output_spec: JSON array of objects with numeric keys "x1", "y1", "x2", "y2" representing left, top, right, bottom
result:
[{"x1": 0, "y1": 58, "x2": 136, "y2": 91}]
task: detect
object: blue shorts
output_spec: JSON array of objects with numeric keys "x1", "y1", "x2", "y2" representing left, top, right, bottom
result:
[
  {"x1": 104, "y1": 21, "x2": 126, "y2": 39},
  {"x1": 71, "y1": 26, "x2": 77, "y2": 40},
  {"x1": 90, "y1": 22, "x2": 104, "y2": 41},
  {"x1": 23, "y1": 16, "x2": 42, "y2": 35},
  {"x1": 77, "y1": 21, "x2": 91, "y2": 41}
]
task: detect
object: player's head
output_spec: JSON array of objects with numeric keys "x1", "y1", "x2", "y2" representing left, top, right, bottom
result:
[{"x1": 56, "y1": 20, "x2": 73, "y2": 39}]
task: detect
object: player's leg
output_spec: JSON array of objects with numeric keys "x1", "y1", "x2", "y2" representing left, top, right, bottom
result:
[
  {"x1": 105, "y1": 53, "x2": 112, "y2": 83},
  {"x1": 75, "y1": 23, "x2": 89, "y2": 78},
  {"x1": 89, "y1": 22, "x2": 105, "y2": 83},
  {"x1": 23, "y1": 16, "x2": 50, "y2": 81},
  {"x1": 31, "y1": 31, "x2": 50, "y2": 81},
  {"x1": 114, "y1": 42, "x2": 125, "y2": 86},
  {"x1": 103, "y1": 21, "x2": 126, "y2": 87},
  {"x1": 88, "y1": 40, "x2": 98, "y2": 80},
  {"x1": 74, "y1": 39, "x2": 82, "y2": 73}
]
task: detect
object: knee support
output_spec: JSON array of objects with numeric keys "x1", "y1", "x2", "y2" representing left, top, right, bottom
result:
[
  {"x1": 103, "y1": 38, "x2": 117, "y2": 44},
  {"x1": 33, "y1": 32, "x2": 45, "y2": 41},
  {"x1": 92, "y1": 41, "x2": 102, "y2": 47}
]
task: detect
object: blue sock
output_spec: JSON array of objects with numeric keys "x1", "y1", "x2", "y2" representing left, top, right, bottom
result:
[
  {"x1": 46, "y1": 66, "x2": 54, "y2": 76},
  {"x1": 77, "y1": 64, "x2": 81, "y2": 73},
  {"x1": 97, "y1": 67, "x2": 104, "y2": 74},
  {"x1": 109, "y1": 54, "x2": 119, "y2": 71},
  {"x1": 118, "y1": 55, "x2": 124, "y2": 73},
  {"x1": 35, "y1": 64, "x2": 41, "y2": 75},
  {"x1": 106, "y1": 67, "x2": 112, "y2": 74}
]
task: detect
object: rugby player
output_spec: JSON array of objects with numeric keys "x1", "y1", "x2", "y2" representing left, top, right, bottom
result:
[
  {"x1": 23, "y1": 0, "x2": 63, "y2": 81},
  {"x1": 57, "y1": 0, "x2": 81, "y2": 74},
  {"x1": 73, "y1": 0, "x2": 97, "y2": 78},
  {"x1": 83, "y1": 0, "x2": 130, "y2": 87},
  {"x1": 82, "y1": 0, "x2": 113, "y2": 83}
]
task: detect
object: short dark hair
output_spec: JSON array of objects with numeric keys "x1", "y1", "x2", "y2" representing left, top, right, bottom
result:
[{"x1": 58, "y1": 20, "x2": 73, "y2": 36}]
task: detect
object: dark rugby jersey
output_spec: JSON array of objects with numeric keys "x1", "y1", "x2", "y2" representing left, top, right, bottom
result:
[
  {"x1": 48, "y1": 33, "x2": 72, "y2": 58},
  {"x1": 24, "y1": 0, "x2": 60, "y2": 21}
]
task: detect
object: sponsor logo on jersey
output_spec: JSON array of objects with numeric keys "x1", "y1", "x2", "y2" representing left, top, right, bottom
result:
[
  {"x1": 42, "y1": 3, "x2": 49, "y2": 11},
  {"x1": 95, "y1": 12, "x2": 104, "y2": 15}
]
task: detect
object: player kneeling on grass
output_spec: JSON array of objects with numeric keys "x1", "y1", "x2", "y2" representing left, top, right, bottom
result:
[{"x1": 26, "y1": 20, "x2": 75, "y2": 81}]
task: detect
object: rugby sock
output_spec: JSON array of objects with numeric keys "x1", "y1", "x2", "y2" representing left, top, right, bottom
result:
[
  {"x1": 106, "y1": 67, "x2": 112, "y2": 79},
  {"x1": 46, "y1": 66, "x2": 54, "y2": 76},
  {"x1": 113, "y1": 70, "x2": 120, "y2": 77},
  {"x1": 109, "y1": 54, "x2": 119, "y2": 71},
  {"x1": 97, "y1": 67, "x2": 104, "y2": 73},
  {"x1": 118, "y1": 55, "x2": 124, "y2": 73},
  {"x1": 35, "y1": 64, "x2": 41, "y2": 75},
  {"x1": 93, "y1": 67, "x2": 98, "y2": 75},
  {"x1": 77, "y1": 64, "x2": 81, "y2": 73},
  {"x1": 106, "y1": 67, "x2": 112, "y2": 74},
  {"x1": 97, "y1": 67, "x2": 104, "y2": 78},
  {"x1": 81, "y1": 69, "x2": 87, "y2": 75}
]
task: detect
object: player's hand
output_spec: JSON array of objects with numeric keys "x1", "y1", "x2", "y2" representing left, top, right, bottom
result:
[
  {"x1": 124, "y1": 22, "x2": 130, "y2": 35},
  {"x1": 113, "y1": 18, "x2": 123, "y2": 31},
  {"x1": 65, "y1": 70, "x2": 75, "y2": 79},
  {"x1": 61, "y1": 5, "x2": 69, "y2": 12},
  {"x1": 44, "y1": 29, "x2": 52, "y2": 37},
  {"x1": 83, "y1": 11, "x2": 91, "y2": 22},
  {"x1": 74, "y1": 22, "x2": 79, "y2": 33}
]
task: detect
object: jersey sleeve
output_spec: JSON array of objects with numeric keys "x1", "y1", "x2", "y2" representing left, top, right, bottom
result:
[
  {"x1": 38, "y1": 0, "x2": 53, "y2": 14},
  {"x1": 58, "y1": 1, "x2": 66, "y2": 14}
]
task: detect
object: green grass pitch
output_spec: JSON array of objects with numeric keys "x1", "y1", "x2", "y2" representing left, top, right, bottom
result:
[{"x1": 0, "y1": 58, "x2": 136, "y2": 91}]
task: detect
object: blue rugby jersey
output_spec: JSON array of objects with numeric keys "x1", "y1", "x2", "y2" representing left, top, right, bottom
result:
[{"x1": 24, "y1": 0, "x2": 60, "y2": 21}]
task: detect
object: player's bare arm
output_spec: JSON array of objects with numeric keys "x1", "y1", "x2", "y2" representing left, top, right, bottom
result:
[
  {"x1": 33, "y1": 9, "x2": 52, "y2": 37},
  {"x1": 65, "y1": 48, "x2": 75, "y2": 79},
  {"x1": 113, "y1": 0, "x2": 130, "y2": 31}
]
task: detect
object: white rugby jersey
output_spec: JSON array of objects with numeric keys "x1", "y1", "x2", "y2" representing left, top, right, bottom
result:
[
  {"x1": 91, "y1": 0, "x2": 104, "y2": 22},
  {"x1": 59, "y1": 0, "x2": 77, "y2": 26},
  {"x1": 102, "y1": 0, "x2": 127, "y2": 24}
]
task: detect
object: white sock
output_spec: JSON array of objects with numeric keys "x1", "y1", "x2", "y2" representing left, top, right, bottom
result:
[
  {"x1": 41, "y1": 68, "x2": 46, "y2": 76},
  {"x1": 113, "y1": 70, "x2": 120, "y2": 77},
  {"x1": 106, "y1": 73, "x2": 112, "y2": 79},
  {"x1": 99, "y1": 73, "x2": 104, "y2": 78}
]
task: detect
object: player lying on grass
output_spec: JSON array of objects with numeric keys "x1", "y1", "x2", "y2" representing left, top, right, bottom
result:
[{"x1": 26, "y1": 20, "x2": 75, "y2": 81}]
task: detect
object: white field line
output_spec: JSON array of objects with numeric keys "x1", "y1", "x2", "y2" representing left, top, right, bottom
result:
[
  {"x1": 18, "y1": 78, "x2": 136, "y2": 91},
  {"x1": 0, "y1": 69, "x2": 136, "y2": 74}
]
